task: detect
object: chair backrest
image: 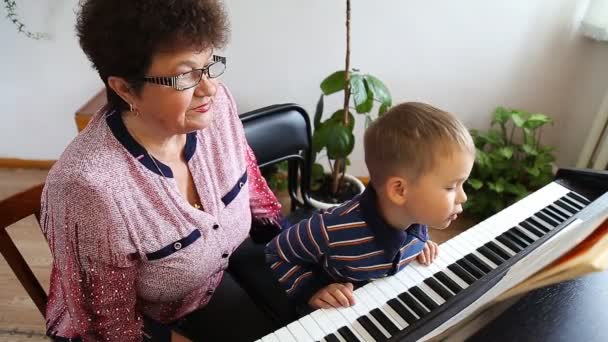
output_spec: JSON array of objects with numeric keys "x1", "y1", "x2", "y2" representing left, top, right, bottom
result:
[
  {"x1": 240, "y1": 104, "x2": 314, "y2": 211},
  {"x1": 0, "y1": 183, "x2": 47, "y2": 317}
]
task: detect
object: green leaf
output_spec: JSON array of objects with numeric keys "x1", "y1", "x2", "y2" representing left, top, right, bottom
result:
[
  {"x1": 329, "y1": 109, "x2": 355, "y2": 132},
  {"x1": 365, "y1": 115, "x2": 373, "y2": 129},
  {"x1": 350, "y1": 74, "x2": 369, "y2": 113},
  {"x1": 314, "y1": 94, "x2": 324, "y2": 130},
  {"x1": 312, "y1": 163, "x2": 325, "y2": 180},
  {"x1": 521, "y1": 144, "x2": 538, "y2": 156},
  {"x1": 498, "y1": 147, "x2": 513, "y2": 159},
  {"x1": 468, "y1": 178, "x2": 483, "y2": 190},
  {"x1": 378, "y1": 103, "x2": 389, "y2": 116},
  {"x1": 488, "y1": 181, "x2": 504, "y2": 193},
  {"x1": 312, "y1": 124, "x2": 330, "y2": 153},
  {"x1": 492, "y1": 107, "x2": 511, "y2": 125},
  {"x1": 505, "y1": 183, "x2": 528, "y2": 197},
  {"x1": 320, "y1": 71, "x2": 347, "y2": 95},
  {"x1": 324, "y1": 121, "x2": 355, "y2": 159},
  {"x1": 364, "y1": 74, "x2": 392, "y2": 106},
  {"x1": 526, "y1": 167, "x2": 541, "y2": 177},
  {"x1": 355, "y1": 78, "x2": 374, "y2": 113},
  {"x1": 523, "y1": 113, "x2": 552, "y2": 129},
  {"x1": 511, "y1": 111, "x2": 526, "y2": 127}
]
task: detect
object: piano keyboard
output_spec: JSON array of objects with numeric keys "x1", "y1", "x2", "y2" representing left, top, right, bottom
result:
[{"x1": 259, "y1": 181, "x2": 601, "y2": 342}]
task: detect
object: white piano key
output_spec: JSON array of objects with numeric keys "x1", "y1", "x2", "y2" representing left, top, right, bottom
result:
[
  {"x1": 449, "y1": 236, "x2": 498, "y2": 269},
  {"x1": 356, "y1": 286, "x2": 392, "y2": 339},
  {"x1": 529, "y1": 216, "x2": 558, "y2": 231},
  {"x1": 564, "y1": 193, "x2": 588, "y2": 207},
  {"x1": 334, "y1": 306, "x2": 376, "y2": 342},
  {"x1": 261, "y1": 333, "x2": 280, "y2": 342},
  {"x1": 366, "y1": 282, "x2": 408, "y2": 329},
  {"x1": 416, "y1": 281, "x2": 446, "y2": 306},
  {"x1": 286, "y1": 320, "x2": 314, "y2": 342},
  {"x1": 310, "y1": 309, "x2": 337, "y2": 336},
  {"x1": 324, "y1": 307, "x2": 365, "y2": 342},
  {"x1": 514, "y1": 225, "x2": 541, "y2": 240},
  {"x1": 547, "y1": 204, "x2": 571, "y2": 220},
  {"x1": 298, "y1": 315, "x2": 327, "y2": 341},
  {"x1": 274, "y1": 327, "x2": 297, "y2": 342}
]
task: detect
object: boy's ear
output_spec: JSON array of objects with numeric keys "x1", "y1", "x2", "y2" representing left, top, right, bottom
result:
[{"x1": 383, "y1": 176, "x2": 408, "y2": 205}]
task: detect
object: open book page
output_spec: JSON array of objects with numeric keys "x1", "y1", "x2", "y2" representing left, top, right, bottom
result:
[{"x1": 497, "y1": 218, "x2": 608, "y2": 301}]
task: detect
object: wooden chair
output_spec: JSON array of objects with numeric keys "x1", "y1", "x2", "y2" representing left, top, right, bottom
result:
[{"x1": 0, "y1": 184, "x2": 47, "y2": 317}]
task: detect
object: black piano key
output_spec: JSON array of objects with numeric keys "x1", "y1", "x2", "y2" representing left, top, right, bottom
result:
[
  {"x1": 477, "y1": 245, "x2": 505, "y2": 266},
  {"x1": 547, "y1": 204, "x2": 570, "y2": 220},
  {"x1": 338, "y1": 326, "x2": 361, "y2": 342},
  {"x1": 448, "y1": 263, "x2": 477, "y2": 285},
  {"x1": 510, "y1": 227, "x2": 535, "y2": 244},
  {"x1": 496, "y1": 234, "x2": 523, "y2": 253},
  {"x1": 324, "y1": 333, "x2": 341, "y2": 342},
  {"x1": 518, "y1": 221, "x2": 546, "y2": 238},
  {"x1": 357, "y1": 315, "x2": 388, "y2": 342},
  {"x1": 456, "y1": 258, "x2": 485, "y2": 279},
  {"x1": 504, "y1": 230, "x2": 530, "y2": 248},
  {"x1": 485, "y1": 241, "x2": 512, "y2": 260},
  {"x1": 398, "y1": 291, "x2": 429, "y2": 318},
  {"x1": 410, "y1": 286, "x2": 439, "y2": 310},
  {"x1": 555, "y1": 199, "x2": 578, "y2": 215},
  {"x1": 465, "y1": 253, "x2": 493, "y2": 273},
  {"x1": 370, "y1": 308, "x2": 400, "y2": 336},
  {"x1": 388, "y1": 298, "x2": 418, "y2": 325},
  {"x1": 434, "y1": 271, "x2": 464, "y2": 294},
  {"x1": 567, "y1": 192, "x2": 591, "y2": 205},
  {"x1": 535, "y1": 211, "x2": 560, "y2": 227},
  {"x1": 541, "y1": 207, "x2": 566, "y2": 223},
  {"x1": 425, "y1": 277, "x2": 454, "y2": 300},
  {"x1": 561, "y1": 196, "x2": 584, "y2": 211},
  {"x1": 523, "y1": 218, "x2": 551, "y2": 234}
]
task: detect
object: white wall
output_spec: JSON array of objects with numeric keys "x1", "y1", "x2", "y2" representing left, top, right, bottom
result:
[{"x1": 2, "y1": 0, "x2": 607, "y2": 176}]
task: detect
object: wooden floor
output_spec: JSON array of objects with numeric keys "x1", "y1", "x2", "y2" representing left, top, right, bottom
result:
[{"x1": 0, "y1": 168, "x2": 472, "y2": 342}]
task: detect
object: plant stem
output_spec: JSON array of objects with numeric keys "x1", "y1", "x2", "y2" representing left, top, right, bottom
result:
[
  {"x1": 331, "y1": 0, "x2": 351, "y2": 196},
  {"x1": 343, "y1": 0, "x2": 351, "y2": 128}
]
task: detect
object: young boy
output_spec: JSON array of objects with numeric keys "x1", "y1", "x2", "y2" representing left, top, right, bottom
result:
[{"x1": 265, "y1": 102, "x2": 475, "y2": 310}]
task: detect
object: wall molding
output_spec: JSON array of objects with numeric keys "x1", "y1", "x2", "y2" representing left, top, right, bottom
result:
[{"x1": 0, "y1": 158, "x2": 56, "y2": 169}]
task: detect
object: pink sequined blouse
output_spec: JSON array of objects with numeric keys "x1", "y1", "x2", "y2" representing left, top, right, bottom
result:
[{"x1": 40, "y1": 84, "x2": 282, "y2": 341}]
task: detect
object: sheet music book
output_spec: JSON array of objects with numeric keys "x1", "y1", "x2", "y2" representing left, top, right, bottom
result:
[{"x1": 497, "y1": 218, "x2": 608, "y2": 301}]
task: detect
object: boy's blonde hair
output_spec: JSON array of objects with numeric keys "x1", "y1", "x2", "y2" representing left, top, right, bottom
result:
[{"x1": 364, "y1": 102, "x2": 474, "y2": 187}]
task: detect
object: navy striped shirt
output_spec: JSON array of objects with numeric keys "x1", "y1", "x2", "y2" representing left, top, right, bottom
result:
[{"x1": 265, "y1": 186, "x2": 428, "y2": 303}]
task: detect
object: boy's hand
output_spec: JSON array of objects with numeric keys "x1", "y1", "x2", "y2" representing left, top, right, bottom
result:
[
  {"x1": 308, "y1": 282, "x2": 355, "y2": 309},
  {"x1": 417, "y1": 240, "x2": 438, "y2": 265}
]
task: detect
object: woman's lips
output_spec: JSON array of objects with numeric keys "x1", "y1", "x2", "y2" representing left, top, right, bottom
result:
[{"x1": 192, "y1": 103, "x2": 210, "y2": 113}]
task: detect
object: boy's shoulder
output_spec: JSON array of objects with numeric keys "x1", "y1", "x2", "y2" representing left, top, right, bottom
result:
[{"x1": 316, "y1": 197, "x2": 367, "y2": 228}]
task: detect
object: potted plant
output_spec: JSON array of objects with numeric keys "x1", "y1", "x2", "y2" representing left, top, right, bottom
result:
[
  {"x1": 464, "y1": 107, "x2": 556, "y2": 221},
  {"x1": 310, "y1": 0, "x2": 392, "y2": 209}
]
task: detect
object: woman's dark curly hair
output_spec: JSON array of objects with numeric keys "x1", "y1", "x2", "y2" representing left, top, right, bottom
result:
[{"x1": 76, "y1": 0, "x2": 230, "y2": 110}]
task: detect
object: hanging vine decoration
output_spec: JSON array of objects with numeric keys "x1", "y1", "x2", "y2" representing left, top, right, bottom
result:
[{"x1": 4, "y1": 0, "x2": 50, "y2": 40}]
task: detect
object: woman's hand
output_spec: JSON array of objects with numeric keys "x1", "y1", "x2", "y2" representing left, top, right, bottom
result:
[
  {"x1": 308, "y1": 283, "x2": 356, "y2": 309},
  {"x1": 417, "y1": 240, "x2": 439, "y2": 265}
]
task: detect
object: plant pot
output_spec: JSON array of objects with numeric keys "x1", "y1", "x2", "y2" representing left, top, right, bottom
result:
[{"x1": 309, "y1": 173, "x2": 366, "y2": 210}]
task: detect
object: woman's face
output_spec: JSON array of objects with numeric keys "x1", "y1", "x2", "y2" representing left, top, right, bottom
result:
[{"x1": 133, "y1": 48, "x2": 218, "y2": 134}]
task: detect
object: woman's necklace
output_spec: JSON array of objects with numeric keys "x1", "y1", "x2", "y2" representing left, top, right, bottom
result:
[
  {"x1": 123, "y1": 112, "x2": 202, "y2": 210},
  {"x1": 148, "y1": 154, "x2": 202, "y2": 210}
]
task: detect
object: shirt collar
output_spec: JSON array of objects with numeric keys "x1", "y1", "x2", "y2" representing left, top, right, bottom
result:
[
  {"x1": 359, "y1": 185, "x2": 427, "y2": 258},
  {"x1": 105, "y1": 110, "x2": 197, "y2": 178}
]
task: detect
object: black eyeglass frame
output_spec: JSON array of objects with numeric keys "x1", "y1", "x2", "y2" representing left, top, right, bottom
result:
[{"x1": 141, "y1": 55, "x2": 227, "y2": 91}]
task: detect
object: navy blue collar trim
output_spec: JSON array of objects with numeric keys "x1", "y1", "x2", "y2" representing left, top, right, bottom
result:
[
  {"x1": 358, "y1": 185, "x2": 410, "y2": 259},
  {"x1": 105, "y1": 110, "x2": 197, "y2": 178}
]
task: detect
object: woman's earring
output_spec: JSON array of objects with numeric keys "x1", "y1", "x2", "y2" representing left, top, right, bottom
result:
[{"x1": 129, "y1": 103, "x2": 140, "y2": 117}]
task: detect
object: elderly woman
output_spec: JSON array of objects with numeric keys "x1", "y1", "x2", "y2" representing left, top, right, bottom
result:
[{"x1": 41, "y1": 0, "x2": 296, "y2": 341}]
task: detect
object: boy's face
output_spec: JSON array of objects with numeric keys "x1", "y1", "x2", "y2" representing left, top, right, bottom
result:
[{"x1": 400, "y1": 148, "x2": 475, "y2": 229}]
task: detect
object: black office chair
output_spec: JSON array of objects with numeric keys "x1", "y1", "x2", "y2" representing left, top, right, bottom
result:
[{"x1": 240, "y1": 103, "x2": 315, "y2": 218}]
